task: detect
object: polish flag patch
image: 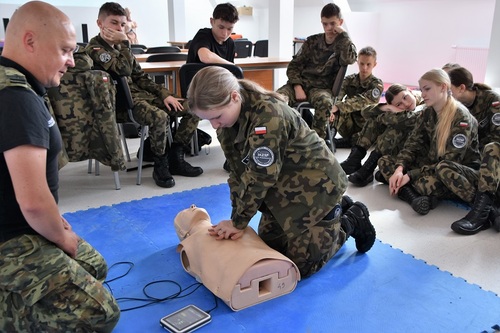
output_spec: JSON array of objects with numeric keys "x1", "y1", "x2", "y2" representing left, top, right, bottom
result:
[
  {"x1": 255, "y1": 126, "x2": 267, "y2": 135},
  {"x1": 459, "y1": 122, "x2": 468, "y2": 127},
  {"x1": 102, "y1": 76, "x2": 109, "y2": 82},
  {"x1": 492, "y1": 101, "x2": 500, "y2": 107}
]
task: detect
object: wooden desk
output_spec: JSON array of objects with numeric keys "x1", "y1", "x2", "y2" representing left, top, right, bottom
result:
[
  {"x1": 168, "y1": 41, "x2": 189, "y2": 49},
  {"x1": 140, "y1": 57, "x2": 290, "y2": 91}
]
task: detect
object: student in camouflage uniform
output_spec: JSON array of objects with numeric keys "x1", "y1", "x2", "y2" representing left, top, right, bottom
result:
[
  {"x1": 86, "y1": 2, "x2": 203, "y2": 188},
  {"x1": 330, "y1": 46, "x2": 383, "y2": 148},
  {"x1": 0, "y1": 2, "x2": 120, "y2": 332},
  {"x1": 446, "y1": 67, "x2": 500, "y2": 234},
  {"x1": 341, "y1": 84, "x2": 425, "y2": 186},
  {"x1": 378, "y1": 68, "x2": 481, "y2": 216},
  {"x1": 187, "y1": 66, "x2": 376, "y2": 278},
  {"x1": 276, "y1": 3, "x2": 357, "y2": 140}
]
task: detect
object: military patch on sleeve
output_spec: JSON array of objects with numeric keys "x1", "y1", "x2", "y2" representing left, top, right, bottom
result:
[
  {"x1": 452, "y1": 134, "x2": 467, "y2": 148},
  {"x1": 492, "y1": 101, "x2": 500, "y2": 108},
  {"x1": 252, "y1": 147, "x2": 274, "y2": 167},
  {"x1": 492, "y1": 113, "x2": 500, "y2": 126},
  {"x1": 372, "y1": 88, "x2": 381, "y2": 99},
  {"x1": 99, "y1": 52, "x2": 112, "y2": 63}
]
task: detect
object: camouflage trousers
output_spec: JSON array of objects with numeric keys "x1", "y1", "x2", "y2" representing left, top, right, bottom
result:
[
  {"x1": 356, "y1": 119, "x2": 382, "y2": 151},
  {"x1": 374, "y1": 127, "x2": 411, "y2": 157},
  {"x1": 378, "y1": 155, "x2": 479, "y2": 203},
  {"x1": 0, "y1": 234, "x2": 120, "y2": 333},
  {"x1": 277, "y1": 84, "x2": 333, "y2": 139},
  {"x1": 336, "y1": 110, "x2": 366, "y2": 144},
  {"x1": 258, "y1": 211, "x2": 347, "y2": 278},
  {"x1": 132, "y1": 94, "x2": 199, "y2": 155},
  {"x1": 478, "y1": 142, "x2": 500, "y2": 198}
]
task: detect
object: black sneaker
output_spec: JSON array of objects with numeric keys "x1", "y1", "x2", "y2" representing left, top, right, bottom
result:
[
  {"x1": 344, "y1": 202, "x2": 376, "y2": 253},
  {"x1": 374, "y1": 170, "x2": 387, "y2": 184}
]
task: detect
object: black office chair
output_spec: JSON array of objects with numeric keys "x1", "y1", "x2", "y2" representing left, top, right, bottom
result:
[
  {"x1": 131, "y1": 47, "x2": 146, "y2": 54},
  {"x1": 131, "y1": 43, "x2": 148, "y2": 50},
  {"x1": 111, "y1": 73, "x2": 162, "y2": 185},
  {"x1": 253, "y1": 40, "x2": 268, "y2": 57},
  {"x1": 179, "y1": 63, "x2": 244, "y2": 155},
  {"x1": 145, "y1": 53, "x2": 188, "y2": 62},
  {"x1": 234, "y1": 40, "x2": 253, "y2": 58},
  {"x1": 294, "y1": 65, "x2": 348, "y2": 152},
  {"x1": 146, "y1": 46, "x2": 181, "y2": 54}
]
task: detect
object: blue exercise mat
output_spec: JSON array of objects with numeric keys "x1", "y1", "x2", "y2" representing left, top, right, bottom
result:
[{"x1": 64, "y1": 184, "x2": 500, "y2": 333}]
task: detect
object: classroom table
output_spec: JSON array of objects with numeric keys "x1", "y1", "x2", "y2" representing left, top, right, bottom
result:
[{"x1": 139, "y1": 57, "x2": 290, "y2": 92}]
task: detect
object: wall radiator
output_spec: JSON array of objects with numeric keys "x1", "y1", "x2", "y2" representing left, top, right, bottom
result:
[{"x1": 451, "y1": 46, "x2": 489, "y2": 83}]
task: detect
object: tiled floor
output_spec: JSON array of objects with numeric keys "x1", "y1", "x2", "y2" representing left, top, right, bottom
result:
[{"x1": 58, "y1": 120, "x2": 500, "y2": 296}]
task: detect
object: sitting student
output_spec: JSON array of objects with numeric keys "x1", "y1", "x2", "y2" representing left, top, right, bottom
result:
[
  {"x1": 378, "y1": 68, "x2": 481, "y2": 216},
  {"x1": 0, "y1": 2, "x2": 119, "y2": 331},
  {"x1": 187, "y1": 2, "x2": 239, "y2": 65},
  {"x1": 341, "y1": 84, "x2": 423, "y2": 175},
  {"x1": 445, "y1": 66, "x2": 500, "y2": 234},
  {"x1": 329, "y1": 46, "x2": 383, "y2": 148},
  {"x1": 276, "y1": 3, "x2": 357, "y2": 140},
  {"x1": 187, "y1": 66, "x2": 376, "y2": 278},
  {"x1": 86, "y1": 2, "x2": 203, "y2": 188},
  {"x1": 342, "y1": 84, "x2": 425, "y2": 187}
]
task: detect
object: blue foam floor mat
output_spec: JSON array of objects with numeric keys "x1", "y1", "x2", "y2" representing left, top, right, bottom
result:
[{"x1": 64, "y1": 184, "x2": 500, "y2": 333}]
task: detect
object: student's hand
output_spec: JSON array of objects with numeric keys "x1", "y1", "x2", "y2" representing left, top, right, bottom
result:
[
  {"x1": 379, "y1": 104, "x2": 404, "y2": 113},
  {"x1": 208, "y1": 220, "x2": 244, "y2": 240},
  {"x1": 388, "y1": 167, "x2": 409, "y2": 196},
  {"x1": 164, "y1": 96, "x2": 184, "y2": 112},
  {"x1": 101, "y1": 27, "x2": 128, "y2": 44},
  {"x1": 333, "y1": 25, "x2": 346, "y2": 35},
  {"x1": 329, "y1": 105, "x2": 339, "y2": 122},
  {"x1": 294, "y1": 85, "x2": 307, "y2": 102}
]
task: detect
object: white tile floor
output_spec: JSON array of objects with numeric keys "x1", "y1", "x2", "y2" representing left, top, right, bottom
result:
[{"x1": 58, "y1": 120, "x2": 500, "y2": 296}]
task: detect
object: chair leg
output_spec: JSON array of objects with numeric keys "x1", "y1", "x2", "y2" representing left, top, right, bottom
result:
[
  {"x1": 136, "y1": 125, "x2": 149, "y2": 185},
  {"x1": 113, "y1": 171, "x2": 121, "y2": 190},
  {"x1": 118, "y1": 123, "x2": 131, "y2": 162},
  {"x1": 88, "y1": 159, "x2": 93, "y2": 173},
  {"x1": 95, "y1": 160, "x2": 100, "y2": 176}
]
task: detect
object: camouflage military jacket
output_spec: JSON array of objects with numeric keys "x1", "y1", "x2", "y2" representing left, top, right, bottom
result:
[
  {"x1": 47, "y1": 50, "x2": 126, "y2": 172},
  {"x1": 85, "y1": 35, "x2": 172, "y2": 101},
  {"x1": 218, "y1": 90, "x2": 347, "y2": 235},
  {"x1": 286, "y1": 32, "x2": 357, "y2": 90},
  {"x1": 376, "y1": 96, "x2": 426, "y2": 130},
  {"x1": 336, "y1": 73, "x2": 383, "y2": 113},
  {"x1": 397, "y1": 105, "x2": 481, "y2": 180},
  {"x1": 467, "y1": 88, "x2": 500, "y2": 147}
]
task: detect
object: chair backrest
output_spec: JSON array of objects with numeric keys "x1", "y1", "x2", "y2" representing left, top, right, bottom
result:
[
  {"x1": 253, "y1": 40, "x2": 268, "y2": 57},
  {"x1": 332, "y1": 65, "x2": 348, "y2": 99},
  {"x1": 179, "y1": 63, "x2": 244, "y2": 98},
  {"x1": 146, "y1": 46, "x2": 181, "y2": 54},
  {"x1": 146, "y1": 53, "x2": 188, "y2": 62},
  {"x1": 131, "y1": 47, "x2": 146, "y2": 54},
  {"x1": 131, "y1": 43, "x2": 148, "y2": 50},
  {"x1": 234, "y1": 40, "x2": 253, "y2": 58}
]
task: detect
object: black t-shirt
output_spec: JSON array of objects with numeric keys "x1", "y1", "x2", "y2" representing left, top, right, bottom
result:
[
  {"x1": 187, "y1": 28, "x2": 235, "y2": 63},
  {"x1": 0, "y1": 57, "x2": 62, "y2": 241}
]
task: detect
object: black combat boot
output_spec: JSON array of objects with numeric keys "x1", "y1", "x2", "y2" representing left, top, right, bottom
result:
[
  {"x1": 334, "y1": 137, "x2": 352, "y2": 149},
  {"x1": 374, "y1": 170, "x2": 388, "y2": 184},
  {"x1": 490, "y1": 204, "x2": 500, "y2": 232},
  {"x1": 341, "y1": 195, "x2": 354, "y2": 213},
  {"x1": 152, "y1": 152, "x2": 175, "y2": 188},
  {"x1": 340, "y1": 145, "x2": 366, "y2": 175},
  {"x1": 168, "y1": 143, "x2": 203, "y2": 177},
  {"x1": 348, "y1": 150, "x2": 382, "y2": 187},
  {"x1": 340, "y1": 201, "x2": 376, "y2": 253},
  {"x1": 451, "y1": 192, "x2": 493, "y2": 235},
  {"x1": 397, "y1": 185, "x2": 433, "y2": 215}
]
